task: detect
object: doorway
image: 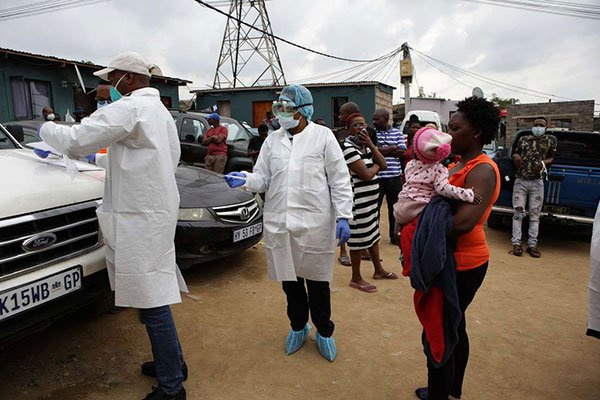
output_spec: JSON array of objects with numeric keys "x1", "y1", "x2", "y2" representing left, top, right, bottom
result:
[{"x1": 253, "y1": 101, "x2": 273, "y2": 127}]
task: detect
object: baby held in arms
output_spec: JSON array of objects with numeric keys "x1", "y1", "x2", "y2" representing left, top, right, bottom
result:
[{"x1": 394, "y1": 127, "x2": 481, "y2": 225}]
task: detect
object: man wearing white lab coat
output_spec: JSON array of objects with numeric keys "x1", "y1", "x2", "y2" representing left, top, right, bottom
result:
[
  {"x1": 39, "y1": 52, "x2": 187, "y2": 400},
  {"x1": 225, "y1": 85, "x2": 353, "y2": 361}
]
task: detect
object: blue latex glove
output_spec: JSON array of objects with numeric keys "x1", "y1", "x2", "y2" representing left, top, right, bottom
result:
[
  {"x1": 224, "y1": 172, "x2": 247, "y2": 188},
  {"x1": 85, "y1": 154, "x2": 96, "y2": 164},
  {"x1": 336, "y1": 218, "x2": 350, "y2": 246},
  {"x1": 34, "y1": 148, "x2": 50, "y2": 159}
]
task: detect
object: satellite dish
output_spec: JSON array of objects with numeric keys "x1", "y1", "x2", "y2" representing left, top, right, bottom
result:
[{"x1": 472, "y1": 87, "x2": 484, "y2": 98}]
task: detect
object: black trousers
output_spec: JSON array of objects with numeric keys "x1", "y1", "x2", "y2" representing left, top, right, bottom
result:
[
  {"x1": 282, "y1": 277, "x2": 334, "y2": 337},
  {"x1": 427, "y1": 263, "x2": 489, "y2": 400},
  {"x1": 377, "y1": 176, "x2": 403, "y2": 244}
]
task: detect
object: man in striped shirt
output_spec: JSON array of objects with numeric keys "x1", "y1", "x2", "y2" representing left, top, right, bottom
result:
[{"x1": 373, "y1": 108, "x2": 406, "y2": 245}]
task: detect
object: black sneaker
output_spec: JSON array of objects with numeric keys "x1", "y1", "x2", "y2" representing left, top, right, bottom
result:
[
  {"x1": 141, "y1": 361, "x2": 188, "y2": 381},
  {"x1": 143, "y1": 386, "x2": 186, "y2": 400},
  {"x1": 415, "y1": 387, "x2": 427, "y2": 400}
]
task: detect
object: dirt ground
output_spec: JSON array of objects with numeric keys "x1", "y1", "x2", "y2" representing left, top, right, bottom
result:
[{"x1": 1, "y1": 205, "x2": 598, "y2": 400}]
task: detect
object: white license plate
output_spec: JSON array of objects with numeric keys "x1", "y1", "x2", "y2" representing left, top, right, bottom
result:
[
  {"x1": 0, "y1": 266, "x2": 83, "y2": 322},
  {"x1": 233, "y1": 222, "x2": 263, "y2": 243}
]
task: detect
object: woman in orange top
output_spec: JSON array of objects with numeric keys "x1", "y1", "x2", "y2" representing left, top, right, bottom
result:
[{"x1": 415, "y1": 96, "x2": 500, "y2": 400}]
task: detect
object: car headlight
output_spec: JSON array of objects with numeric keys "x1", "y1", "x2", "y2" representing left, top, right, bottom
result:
[{"x1": 178, "y1": 208, "x2": 215, "y2": 221}]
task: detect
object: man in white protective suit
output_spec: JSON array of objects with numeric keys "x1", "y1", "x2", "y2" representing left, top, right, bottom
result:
[
  {"x1": 38, "y1": 51, "x2": 188, "y2": 400},
  {"x1": 225, "y1": 84, "x2": 353, "y2": 362}
]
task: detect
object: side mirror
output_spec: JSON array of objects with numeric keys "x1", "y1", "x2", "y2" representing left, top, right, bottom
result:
[{"x1": 5, "y1": 124, "x2": 24, "y2": 142}]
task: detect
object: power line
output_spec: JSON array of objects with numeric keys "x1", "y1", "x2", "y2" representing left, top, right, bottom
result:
[
  {"x1": 462, "y1": 0, "x2": 600, "y2": 20},
  {"x1": 412, "y1": 47, "x2": 575, "y2": 99},
  {"x1": 0, "y1": 0, "x2": 109, "y2": 21},
  {"x1": 194, "y1": 0, "x2": 403, "y2": 63},
  {"x1": 412, "y1": 47, "x2": 600, "y2": 106},
  {"x1": 413, "y1": 52, "x2": 473, "y2": 90}
]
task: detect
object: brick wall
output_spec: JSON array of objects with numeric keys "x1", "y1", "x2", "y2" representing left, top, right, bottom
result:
[
  {"x1": 375, "y1": 87, "x2": 393, "y2": 124},
  {"x1": 505, "y1": 100, "x2": 595, "y2": 145}
]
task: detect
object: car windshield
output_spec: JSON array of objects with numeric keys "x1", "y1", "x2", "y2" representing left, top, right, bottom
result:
[
  {"x1": 220, "y1": 118, "x2": 251, "y2": 142},
  {"x1": 0, "y1": 125, "x2": 18, "y2": 150}
]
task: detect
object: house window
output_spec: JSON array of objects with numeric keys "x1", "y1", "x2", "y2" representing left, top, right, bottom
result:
[
  {"x1": 10, "y1": 78, "x2": 52, "y2": 120},
  {"x1": 217, "y1": 101, "x2": 231, "y2": 117},
  {"x1": 332, "y1": 97, "x2": 348, "y2": 128}
]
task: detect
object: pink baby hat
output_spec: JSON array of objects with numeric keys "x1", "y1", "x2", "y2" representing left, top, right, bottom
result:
[{"x1": 413, "y1": 127, "x2": 452, "y2": 164}]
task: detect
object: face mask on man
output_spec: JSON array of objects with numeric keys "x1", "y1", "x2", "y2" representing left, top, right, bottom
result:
[
  {"x1": 532, "y1": 126, "x2": 545, "y2": 137},
  {"x1": 108, "y1": 73, "x2": 127, "y2": 102},
  {"x1": 97, "y1": 100, "x2": 110, "y2": 109},
  {"x1": 46, "y1": 113, "x2": 55, "y2": 121}
]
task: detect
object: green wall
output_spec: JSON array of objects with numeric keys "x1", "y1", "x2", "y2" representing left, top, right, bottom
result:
[
  {"x1": 0, "y1": 56, "x2": 180, "y2": 122},
  {"x1": 194, "y1": 84, "x2": 392, "y2": 128}
]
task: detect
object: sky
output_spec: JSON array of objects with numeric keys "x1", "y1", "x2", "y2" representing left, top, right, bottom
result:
[{"x1": 1, "y1": 0, "x2": 599, "y2": 114}]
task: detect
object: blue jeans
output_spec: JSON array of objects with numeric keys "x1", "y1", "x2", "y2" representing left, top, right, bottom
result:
[{"x1": 140, "y1": 305, "x2": 184, "y2": 395}]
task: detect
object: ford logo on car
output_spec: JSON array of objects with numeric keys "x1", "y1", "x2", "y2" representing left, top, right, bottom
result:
[{"x1": 22, "y1": 233, "x2": 57, "y2": 252}]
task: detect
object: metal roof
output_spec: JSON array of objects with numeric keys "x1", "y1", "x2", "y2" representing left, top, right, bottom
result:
[
  {"x1": 191, "y1": 80, "x2": 396, "y2": 94},
  {"x1": 0, "y1": 47, "x2": 192, "y2": 86}
]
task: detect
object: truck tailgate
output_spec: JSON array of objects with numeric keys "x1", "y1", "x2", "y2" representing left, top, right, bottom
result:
[{"x1": 545, "y1": 164, "x2": 600, "y2": 218}]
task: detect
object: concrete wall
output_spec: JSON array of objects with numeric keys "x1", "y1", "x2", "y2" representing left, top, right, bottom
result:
[
  {"x1": 0, "y1": 56, "x2": 181, "y2": 122},
  {"x1": 409, "y1": 97, "x2": 458, "y2": 125},
  {"x1": 505, "y1": 100, "x2": 595, "y2": 145},
  {"x1": 194, "y1": 83, "x2": 395, "y2": 128}
]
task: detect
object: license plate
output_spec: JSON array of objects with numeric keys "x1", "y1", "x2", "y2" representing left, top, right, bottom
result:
[
  {"x1": 543, "y1": 205, "x2": 570, "y2": 215},
  {"x1": 233, "y1": 222, "x2": 263, "y2": 243},
  {"x1": 0, "y1": 266, "x2": 83, "y2": 322}
]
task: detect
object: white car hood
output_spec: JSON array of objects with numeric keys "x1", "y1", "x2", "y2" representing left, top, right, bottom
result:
[{"x1": 0, "y1": 149, "x2": 105, "y2": 219}]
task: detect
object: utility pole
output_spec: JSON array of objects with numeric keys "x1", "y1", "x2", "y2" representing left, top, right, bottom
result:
[
  {"x1": 213, "y1": 0, "x2": 286, "y2": 89},
  {"x1": 400, "y1": 42, "x2": 413, "y2": 115}
]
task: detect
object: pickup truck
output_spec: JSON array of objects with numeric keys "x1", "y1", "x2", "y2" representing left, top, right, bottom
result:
[
  {"x1": 488, "y1": 129, "x2": 600, "y2": 228},
  {"x1": 0, "y1": 123, "x2": 108, "y2": 346}
]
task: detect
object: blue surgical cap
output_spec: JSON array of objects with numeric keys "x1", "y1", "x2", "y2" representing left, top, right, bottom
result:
[{"x1": 279, "y1": 84, "x2": 314, "y2": 121}]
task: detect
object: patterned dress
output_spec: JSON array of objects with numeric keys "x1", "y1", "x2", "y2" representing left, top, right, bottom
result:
[{"x1": 342, "y1": 139, "x2": 381, "y2": 250}]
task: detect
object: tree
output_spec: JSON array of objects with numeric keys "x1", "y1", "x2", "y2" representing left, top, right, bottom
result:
[{"x1": 491, "y1": 93, "x2": 519, "y2": 108}]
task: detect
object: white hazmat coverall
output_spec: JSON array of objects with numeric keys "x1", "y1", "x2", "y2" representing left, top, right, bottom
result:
[
  {"x1": 40, "y1": 87, "x2": 187, "y2": 308},
  {"x1": 243, "y1": 122, "x2": 353, "y2": 282}
]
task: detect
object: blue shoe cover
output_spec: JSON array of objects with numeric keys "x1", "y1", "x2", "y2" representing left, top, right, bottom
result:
[
  {"x1": 285, "y1": 323, "x2": 311, "y2": 355},
  {"x1": 316, "y1": 332, "x2": 337, "y2": 362}
]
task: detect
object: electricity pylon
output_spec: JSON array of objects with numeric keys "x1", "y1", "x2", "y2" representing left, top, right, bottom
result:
[{"x1": 213, "y1": 0, "x2": 286, "y2": 88}]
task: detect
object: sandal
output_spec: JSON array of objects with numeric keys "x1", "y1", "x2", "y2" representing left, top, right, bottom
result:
[
  {"x1": 338, "y1": 255, "x2": 351, "y2": 266},
  {"x1": 526, "y1": 246, "x2": 541, "y2": 258},
  {"x1": 511, "y1": 244, "x2": 523, "y2": 256},
  {"x1": 373, "y1": 271, "x2": 399, "y2": 280},
  {"x1": 349, "y1": 282, "x2": 377, "y2": 293}
]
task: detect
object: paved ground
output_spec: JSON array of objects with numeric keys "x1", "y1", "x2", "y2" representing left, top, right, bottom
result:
[{"x1": 1, "y1": 207, "x2": 598, "y2": 400}]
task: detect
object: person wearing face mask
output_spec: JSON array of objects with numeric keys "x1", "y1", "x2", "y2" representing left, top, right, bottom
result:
[
  {"x1": 38, "y1": 51, "x2": 188, "y2": 400},
  {"x1": 511, "y1": 116, "x2": 557, "y2": 258},
  {"x1": 42, "y1": 106, "x2": 56, "y2": 122},
  {"x1": 202, "y1": 113, "x2": 228, "y2": 174},
  {"x1": 224, "y1": 84, "x2": 353, "y2": 362}
]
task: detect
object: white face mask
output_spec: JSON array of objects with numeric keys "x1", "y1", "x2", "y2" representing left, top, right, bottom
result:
[
  {"x1": 279, "y1": 115, "x2": 300, "y2": 130},
  {"x1": 532, "y1": 126, "x2": 545, "y2": 137},
  {"x1": 46, "y1": 113, "x2": 55, "y2": 121}
]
